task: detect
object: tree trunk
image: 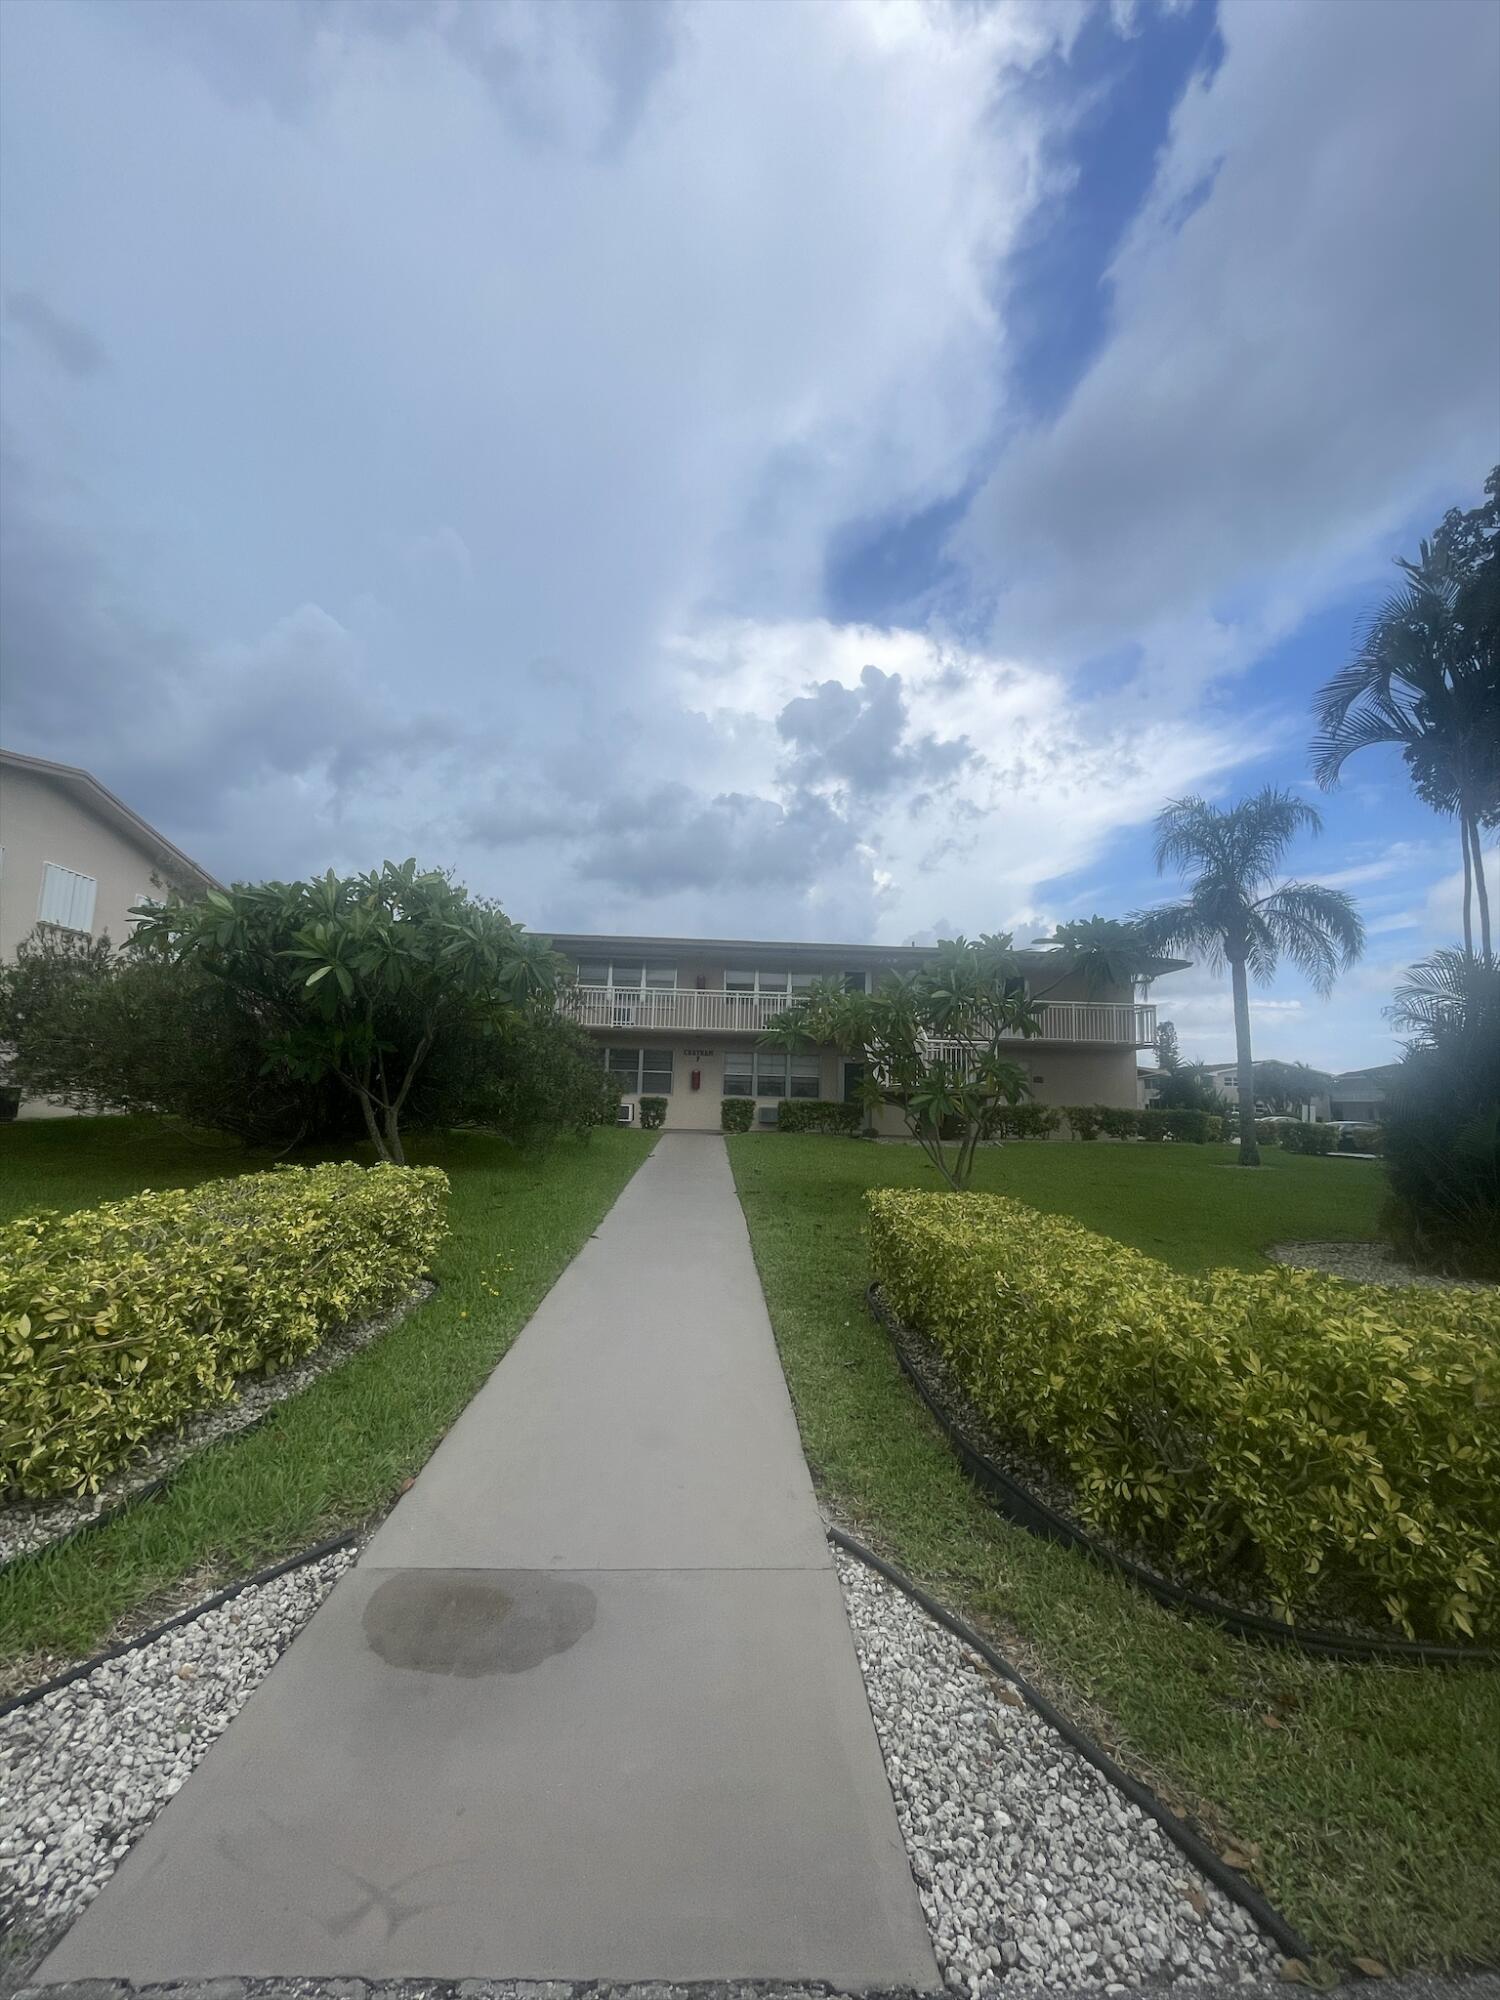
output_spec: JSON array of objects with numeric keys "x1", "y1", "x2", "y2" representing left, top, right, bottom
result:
[
  {"x1": 1230, "y1": 957, "x2": 1260, "y2": 1167},
  {"x1": 1460, "y1": 813, "x2": 1475, "y2": 957},
  {"x1": 1470, "y1": 814, "x2": 1492, "y2": 958},
  {"x1": 357, "y1": 1087, "x2": 392, "y2": 1163},
  {"x1": 383, "y1": 1106, "x2": 407, "y2": 1167}
]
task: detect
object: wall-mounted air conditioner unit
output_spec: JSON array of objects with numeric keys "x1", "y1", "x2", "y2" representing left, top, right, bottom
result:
[
  {"x1": 616, "y1": 1100, "x2": 635, "y2": 1125},
  {"x1": 756, "y1": 1105, "x2": 779, "y2": 1127}
]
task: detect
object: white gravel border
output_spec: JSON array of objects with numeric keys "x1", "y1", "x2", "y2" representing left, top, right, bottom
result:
[
  {"x1": 1264, "y1": 1243, "x2": 1492, "y2": 1292},
  {"x1": 0, "y1": 1545, "x2": 355, "y2": 1976},
  {"x1": 834, "y1": 1550, "x2": 1281, "y2": 1994},
  {"x1": 1, "y1": 1284, "x2": 433, "y2": 1570}
]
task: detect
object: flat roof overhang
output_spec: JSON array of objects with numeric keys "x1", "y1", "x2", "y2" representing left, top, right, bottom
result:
[{"x1": 544, "y1": 930, "x2": 1188, "y2": 977}]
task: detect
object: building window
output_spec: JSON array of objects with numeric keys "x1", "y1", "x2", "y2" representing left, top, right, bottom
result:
[
  {"x1": 38, "y1": 863, "x2": 97, "y2": 934},
  {"x1": 789, "y1": 1052, "x2": 821, "y2": 1098},
  {"x1": 723, "y1": 967, "x2": 824, "y2": 996},
  {"x1": 576, "y1": 962, "x2": 677, "y2": 989},
  {"x1": 721, "y1": 1049, "x2": 820, "y2": 1098},
  {"x1": 602, "y1": 1046, "x2": 673, "y2": 1094}
]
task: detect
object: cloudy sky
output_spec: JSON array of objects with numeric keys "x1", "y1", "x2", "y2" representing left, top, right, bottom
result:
[{"x1": 2, "y1": 0, "x2": 1496, "y2": 1070}]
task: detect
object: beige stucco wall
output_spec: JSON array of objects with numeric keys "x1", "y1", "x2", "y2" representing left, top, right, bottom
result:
[
  {"x1": 0, "y1": 763, "x2": 190, "y2": 961},
  {"x1": 1, "y1": 763, "x2": 205, "y2": 1119},
  {"x1": 606, "y1": 1037, "x2": 1139, "y2": 1132}
]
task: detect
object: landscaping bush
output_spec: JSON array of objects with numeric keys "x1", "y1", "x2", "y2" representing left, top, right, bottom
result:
[
  {"x1": 0, "y1": 917, "x2": 602, "y2": 1154},
  {"x1": 720, "y1": 1097, "x2": 754, "y2": 1133},
  {"x1": 1254, "y1": 1118, "x2": 1299, "y2": 1146},
  {"x1": 1382, "y1": 951, "x2": 1500, "y2": 1280},
  {"x1": 1138, "y1": 1108, "x2": 1220, "y2": 1144},
  {"x1": 1097, "y1": 1106, "x2": 1140, "y2": 1140},
  {"x1": 776, "y1": 1099, "x2": 863, "y2": 1136},
  {"x1": 1281, "y1": 1121, "x2": 1337, "y2": 1155},
  {"x1": 1063, "y1": 1105, "x2": 1103, "y2": 1141},
  {"x1": 988, "y1": 1102, "x2": 1062, "y2": 1140},
  {"x1": 638, "y1": 1096, "x2": 668, "y2": 1129},
  {"x1": 867, "y1": 1189, "x2": 1500, "y2": 1641},
  {"x1": 1, "y1": 1163, "x2": 448, "y2": 1500},
  {"x1": 1338, "y1": 1124, "x2": 1383, "y2": 1155}
]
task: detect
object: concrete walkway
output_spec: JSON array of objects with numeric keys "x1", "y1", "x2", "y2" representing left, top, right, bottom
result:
[{"x1": 41, "y1": 1137, "x2": 940, "y2": 1988}]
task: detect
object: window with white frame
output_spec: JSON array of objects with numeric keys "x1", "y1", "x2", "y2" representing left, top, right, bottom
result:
[
  {"x1": 722, "y1": 1049, "x2": 821, "y2": 1098},
  {"x1": 576, "y1": 961, "x2": 677, "y2": 989},
  {"x1": 603, "y1": 1045, "x2": 674, "y2": 1094},
  {"x1": 722, "y1": 967, "x2": 829, "y2": 997},
  {"x1": 37, "y1": 863, "x2": 98, "y2": 934}
]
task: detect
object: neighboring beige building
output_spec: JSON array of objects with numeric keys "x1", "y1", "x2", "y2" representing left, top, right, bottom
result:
[
  {"x1": 551, "y1": 932, "x2": 1167, "y2": 1132},
  {"x1": 1, "y1": 749, "x2": 220, "y2": 1115}
]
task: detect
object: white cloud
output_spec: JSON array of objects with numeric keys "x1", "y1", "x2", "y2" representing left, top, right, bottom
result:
[{"x1": 955, "y1": 0, "x2": 1500, "y2": 695}]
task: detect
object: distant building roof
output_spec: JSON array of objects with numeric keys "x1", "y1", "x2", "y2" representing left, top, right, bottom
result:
[{"x1": 1333, "y1": 1064, "x2": 1403, "y2": 1088}]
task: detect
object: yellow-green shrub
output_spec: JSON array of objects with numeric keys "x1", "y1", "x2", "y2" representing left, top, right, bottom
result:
[
  {"x1": 2, "y1": 1163, "x2": 448, "y2": 1500},
  {"x1": 867, "y1": 1189, "x2": 1500, "y2": 1641}
]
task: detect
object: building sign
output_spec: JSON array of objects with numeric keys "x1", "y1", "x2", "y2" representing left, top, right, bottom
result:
[{"x1": 684, "y1": 1047, "x2": 718, "y2": 1060}]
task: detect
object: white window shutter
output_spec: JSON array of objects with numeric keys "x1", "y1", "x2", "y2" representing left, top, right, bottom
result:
[{"x1": 38, "y1": 863, "x2": 98, "y2": 932}]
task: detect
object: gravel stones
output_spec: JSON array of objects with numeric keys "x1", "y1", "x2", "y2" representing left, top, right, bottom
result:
[
  {"x1": 0, "y1": 1548, "x2": 354, "y2": 1974},
  {"x1": 1264, "y1": 1243, "x2": 1493, "y2": 1292},
  {"x1": 834, "y1": 1550, "x2": 1280, "y2": 1994}
]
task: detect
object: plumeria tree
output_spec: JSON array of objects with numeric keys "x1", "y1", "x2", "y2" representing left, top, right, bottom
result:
[
  {"x1": 762, "y1": 934, "x2": 1042, "y2": 1190},
  {"x1": 1135, "y1": 791, "x2": 1363, "y2": 1167},
  {"x1": 132, "y1": 860, "x2": 560, "y2": 1163}
]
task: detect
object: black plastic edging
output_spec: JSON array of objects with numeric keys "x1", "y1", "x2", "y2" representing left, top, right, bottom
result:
[
  {"x1": 829, "y1": 1523, "x2": 1313, "y2": 1967},
  {"x1": 0, "y1": 1528, "x2": 359, "y2": 1720},
  {"x1": 868, "y1": 1285, "x2": 1497, "y2": 1669}
]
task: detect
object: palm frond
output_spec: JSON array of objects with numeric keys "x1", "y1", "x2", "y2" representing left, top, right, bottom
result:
[
  {"x1": 1130, "y1": 901, "x2": 1226, "y2": 974},
  {"x1": 1257, "y1": 882, "x2": 1364, "y2": 996}
]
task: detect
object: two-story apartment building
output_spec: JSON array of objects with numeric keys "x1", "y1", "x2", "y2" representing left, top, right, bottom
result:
[
  {"x1": 551, "y1": 932, "x2": 1167, "y2": 1131},
  {"x1": 1, "y1": 749, "x2": 220, "y2": 1115}
]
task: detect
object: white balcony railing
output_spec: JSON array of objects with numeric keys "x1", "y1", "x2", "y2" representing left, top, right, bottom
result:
[
  {"x1": 562, "y1": 986, "x2": 797, "y2": 1035},
  {"x1": 561, "y1": 986, "x2": 1156, "y2": 1047}
]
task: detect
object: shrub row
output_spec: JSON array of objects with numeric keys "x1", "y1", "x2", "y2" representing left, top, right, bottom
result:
[
  {"x1": 1279, "y1": 1120, "x2": 1337, "y2": 1156},
  {"x1": 987, "y1": 1104, "x2": 1061, "y2": 1139},
  {"x1": 867, "y1": 1189, "x2": 1500, "y2": 1641},
  {"x1": 720, "y1": 1097, "x2": 754, "y2": 1133},
  {"x1": 638, "y1": 1096, "x2": 668, "y2": 1130},
  {"x1": 1062, "y1": 1106, "x2": 1223, "y2": 1143},
  {"x1": 1, "y1": 1163, "x2": 449, "y2": 1500},
  {"x1": 776, "y1": 1098, "x2": 864, "y2": 1136}
]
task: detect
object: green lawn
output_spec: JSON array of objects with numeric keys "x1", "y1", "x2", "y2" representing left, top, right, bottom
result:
[
  {"x1": 0, "y1": 1116, "x2": 654, "y2": 1675},
  {"x1": 729, "y1": 1135, "x2": 1500, "y2": 1975}
]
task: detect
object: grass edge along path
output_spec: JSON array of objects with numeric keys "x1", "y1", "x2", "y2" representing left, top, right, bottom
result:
[
  {"x1": 0, "y1": 1118, "x2": 655, "y2": 1674},
  {"x1": 727, "y1": 1135, "x2": 1500, "y2": 1977}
]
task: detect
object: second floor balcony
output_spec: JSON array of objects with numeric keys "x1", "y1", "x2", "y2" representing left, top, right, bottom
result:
[{"x1": 561, "y1": 984, "x2": 1157, "y2": 1047}]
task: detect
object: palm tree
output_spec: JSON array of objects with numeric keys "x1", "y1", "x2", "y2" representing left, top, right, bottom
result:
[
  {"x1": 1311, "y1": 508, "x2": 1499, "y2": 956},
  {"x1": 1134, "y1": 790, "x2": 1364, "y2": 1166}
]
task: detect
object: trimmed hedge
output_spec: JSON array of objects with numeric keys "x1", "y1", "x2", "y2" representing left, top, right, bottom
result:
[
  {"x1": 720, "y1": 1097, "x2": 754, "y2": 1133},
  {"x1": 1063, "y1": 1105, "x2": 1104, "y2": 1141},
  {"x1": 1098, "y1": 1105, "x2": 1139, "y2": 1140},
  {"x1": 1138, "y1": 1108, "x2": 1222, "y2": 1144},
  {"x1": 988, "y1": 1103, "x2": 1061, "y2": 1140},
  {"x1": 867, "y1": 1189, "x2": 1500, "y2": 1640},
  {"x1": 776, "y1": 1098, "x2": 863, "y2": 1136},
  {"x1": 1254, "y1": 1118, "x2": 1301, "y2": 1146},
  {"x1": 1281, "y1": 1121, "x2": 1337, "y2": 1156},
  {"x1": 1, "y1": 1163, "x2": 448, "y2": 1500},
  {"x1": 1338, "y1": 1124, "x2": 1383, "y2": 1155},
  {"x1": 638, "y1": 1095, "x2": 668, "y2": 1130},
  {"x1": 1063, "y1": 1106, "x2": 1222, "y2": 1143}
]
